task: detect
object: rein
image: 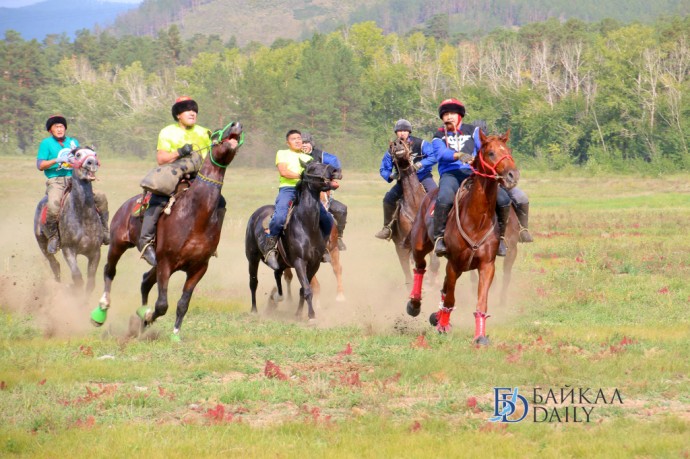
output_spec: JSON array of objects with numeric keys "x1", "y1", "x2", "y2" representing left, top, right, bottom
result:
[
  {"x1": 207, "y1": 121, "x2": 245, "y2": 169},
  {"x1": 470, "y1": 141, "x2": 512, "y2": 180}
]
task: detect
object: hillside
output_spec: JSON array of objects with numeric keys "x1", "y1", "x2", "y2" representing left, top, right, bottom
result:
[
  {"x1": 110, "y1": 0, "x2": 690, "y2": 45},
  {"x1": 0, "y1": 0, "x2": 138, "y2": 41}
]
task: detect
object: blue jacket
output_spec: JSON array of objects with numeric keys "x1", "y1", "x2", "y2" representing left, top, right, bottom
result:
[
  {"x1": 310, "y1": 147, "x2": 341, "y2": 171},
  {"x1": 432, "y1": 123, "x2": 480, "y2": 176},
  {"x1": 379, "y1": 136, "x2": 435, "y2": 182}
]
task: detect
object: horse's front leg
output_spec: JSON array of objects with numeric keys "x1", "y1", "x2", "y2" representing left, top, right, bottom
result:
[
  {"x1": 61, "y1": 248, "x2": 84, "y2": 290},
  {"x1": 85, "y1": 251, "x2": 101, "y2": 296},
  {"x1": 395, "y1": 244, "x2": 412, "y2": 285},
  {"x1": 292, "y1": 259, "x2": 314, "y2": 321},
  {"x1": 141, "y1": 267, "x2": 157, "y2": 306},
  {"x1": 138, "y1": 265, "x2": 171, "y2": 327},
  {"x1": 272, "y1": 269, "x2": 285, "y2": 304},
  {"x1": 474, "y1": 261, "x2": 496, "y2": 345},
  {"x1": 329, "y1": 247, "x2": 345, "y2": 302},
  {"x1": 172, "y1": 264, "x2": 208, "y2": 340},
  {"x1": 430, "y1": 262, "x2": 460, "y2": 334},
  {"x1": 407, "y1": 224, "x2": 433, "y2": 317},
  {"x1": 93, "y1": 242, "x2": 128, "y2": 327}
]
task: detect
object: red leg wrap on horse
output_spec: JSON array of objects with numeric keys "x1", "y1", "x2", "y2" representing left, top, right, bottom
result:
[
  {"x1": 410, "y1": 268, "x2": 426, "y2": 300},
  {"x1": 473, "y1": 311, "x2": 490, "y2": 340},
  {"x1": 436, "y1": 304, "x2": 453, "y2": 332}
]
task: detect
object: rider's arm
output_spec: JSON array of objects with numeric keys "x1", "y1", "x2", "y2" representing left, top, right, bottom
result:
[
  {"x1": 156, "y1": 149, "x2": 184, "y2": 165},
  {"x1": 432, "y1": 137, "x2": 457, "y2": 163},
  {"x1": 419, "y1": 140, "x2": 438, "y2": 169},
  {"x1": 37, "y1": 158, "x2": 58, "y2": 171},
  {"x1": 277, "y1": 163, "x2": 301, "y2": 180},
  {"x1": 379, "y1": 152, "x2": 394, "y2": 182}
]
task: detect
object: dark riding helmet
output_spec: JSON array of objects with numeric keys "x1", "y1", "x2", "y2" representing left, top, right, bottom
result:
[
  {"x1": 438, "y1": 98, "x2": 466, "y2": 119},
  {"x1": 301, "y1": 132, "x2": 313, "y2": 144},
  {"x1": 171, "y1": 96, "x2": 199, "y2": 121},
  {"x1": 46, "y1": 115, "x2": 67, "y2": 131},
  {"x1": 394, "y1": 119, "x2": 412, "y2": 133}
]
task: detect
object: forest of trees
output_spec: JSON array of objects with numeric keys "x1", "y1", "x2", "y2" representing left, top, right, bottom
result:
[{"x1": 1, "y1": 16, "x2": 689, "y2": 171}]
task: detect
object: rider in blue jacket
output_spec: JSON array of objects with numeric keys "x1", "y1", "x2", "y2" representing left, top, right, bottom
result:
[
  {"x1": 431, "y1": 99, "x2": 512, "y2": 257},
  {"x1": 375, "y1": 119, "x2": 437, "y2": 240}
]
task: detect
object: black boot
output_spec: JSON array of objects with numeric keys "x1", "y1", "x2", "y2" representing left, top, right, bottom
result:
[
  {"x1": 375, "y1": 201, "x2": 396, "y2": 240},
  {"x1": 496, "y1": 205, "x2": 510, "y2": 257},
  {"x1": 514, "y1": 202, "x2": 533, "y2": 243},
  {"x1": 45, "y1": 219, "x2": 60, "y2": 254},
  {"x1": 432, "y1": 203, "x2": 452, "y2": 257},
  {"x1": 330, "y1": 204, "x2": 347, "y2": 251},
  {"x1": 138, "y1": 202, "x2": 164, "y2": 267},
  {"x1": 99, "y1": 211, "x2": 110, "y2": 246},
  {"x1": 262, "y1": 235, "x2": 280, "y2": 270}
]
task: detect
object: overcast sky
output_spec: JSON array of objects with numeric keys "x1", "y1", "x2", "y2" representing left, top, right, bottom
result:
[{"x1": 1, "y1": 0, "x2": 142, "y2": 6}]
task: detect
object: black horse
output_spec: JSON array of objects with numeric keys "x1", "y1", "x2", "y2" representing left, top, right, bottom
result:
[
  {"x1": 245, "y1": 160, "x2": 342, "y2": 321},
  {"x1": 34, "y1": 147, "x2": 105, "y2": 294}
]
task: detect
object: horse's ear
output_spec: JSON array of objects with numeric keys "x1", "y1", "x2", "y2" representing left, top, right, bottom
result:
[
  {"x1": 478, "y1": 127, "x2": 488, "y2": 144},
  {"x1": 500, "y1": 128, "x2": 511, "y2": 144}
]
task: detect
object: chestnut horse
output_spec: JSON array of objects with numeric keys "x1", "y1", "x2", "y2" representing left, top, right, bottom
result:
[
  {"x1": 386, "y1": 138, "x2": 440, "y2": 284},
  {"x1": 34, "y1": 147, "x2": 105, "y2": 294},
  {"x1": 245, "y1": 160, "x2": 342, "y2": 321},
  {"x1": 91, "y1": 122, "x2": 243, "y2": 339},
  {"x1": 406, "y1": 129, "x2": 519, "y2": 345}
]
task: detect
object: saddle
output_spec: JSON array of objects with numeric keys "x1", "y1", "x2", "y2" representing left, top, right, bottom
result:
[
  {"x1": 131, "y1": 181, "x2": 192, "y2": 218},
  {"x1": 40, "y1": 180, "x2": 73, "y2": 225},
  {"x1": 427, "y1": 177, "x2": 473, "y2": 219}
]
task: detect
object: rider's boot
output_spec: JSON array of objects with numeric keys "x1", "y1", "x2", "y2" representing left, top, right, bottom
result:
[
  {"x1": 138, "y1": 203, "x2": 164, "y2": 267},
  {"x1": 262, "y1": 235, "x2": 280, "y2": 270},
  {"x1": 432, "y1": 203, "x2": 452, "y2": 257},
  {"x1": 99, "y1": 211, "x2": 110, "y2": 246},
  {"x1": 514, "y1": 202, "x2": 533, "y2": 243},
  {"x1": 496, "y1": 205, "x2": 511, "y2": 257},
  {"x1": 374, "y1": 201, "x2": 396, "y2": 240},
  {"x1": 45, "y1": 219, "x2": 60, "y2": 254},
  {"x1": 336, "y1": 220, "x2": 347, "y2": 251}
]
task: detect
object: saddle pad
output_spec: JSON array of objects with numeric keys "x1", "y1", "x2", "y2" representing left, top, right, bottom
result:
[
  {"x1": 261, "y1": 202, "x2": 295, "y2": 231},
  {"x1": 132, "y1": 193, "x2": 152, "y2": 217}
]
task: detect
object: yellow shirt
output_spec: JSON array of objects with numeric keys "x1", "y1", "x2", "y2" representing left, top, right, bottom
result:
[
  {"x1": 276, "y1": 149, "x2": 313, "y2": 188},
  {"x1": 157, "y1": 124, "x2": 212, "y2": 159}
]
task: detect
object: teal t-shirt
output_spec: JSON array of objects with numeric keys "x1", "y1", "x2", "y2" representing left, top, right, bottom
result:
[{"x1": 36, "y1": 136, "x2": 79, "y2": 178}]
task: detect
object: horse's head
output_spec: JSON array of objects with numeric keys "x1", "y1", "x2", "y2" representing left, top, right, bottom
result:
[
  {"x1": 389, "y1": 138, "x2": 413, "y2": 169},
  {"x1": 209, "y1": 121, "x2": 244, "y2": 167},
  {"x1": 475, "y1": 129, "x2": 519, "y2": 189},
  {"x1": 301, "y1": 159, "x2": 342, "y2": 192},
  {"x1": 69, "y1": 147, "x2": 99, "y2": 181}
]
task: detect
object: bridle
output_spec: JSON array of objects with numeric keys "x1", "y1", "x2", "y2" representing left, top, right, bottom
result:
[{"x1": 470, "y1": 138, "x2": 513, "y2": 182}]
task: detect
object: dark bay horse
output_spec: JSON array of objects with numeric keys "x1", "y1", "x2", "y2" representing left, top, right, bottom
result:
[
  {"x1": 406, "y1": 129, "x2": 519, "y2": 344},
  {"x1": 387, "y1": 138, "x2": 440, "y2": 284},
  {"x1": 91, "y1": 122, "x2": 243, "y2": 338},
  {"x1": 283, "y1": 221, "x2": 345, "y2": 303},
  {"x1": 246, "y1": 161, "x2": 342, "y2": 321},
  {"x1": 34, "y1": 147, "x2": 104, "y2": 294}
]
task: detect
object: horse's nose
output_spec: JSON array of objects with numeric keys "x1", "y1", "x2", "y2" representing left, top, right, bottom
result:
[
  {"x1": 231, "y1": 122, "x2": 243, "y2": 133},
  {"x1": 504, "y1": 169, "x2": 520, "y2": 188}
]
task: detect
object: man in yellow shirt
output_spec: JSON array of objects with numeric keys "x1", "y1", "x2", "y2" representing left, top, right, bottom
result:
[
  {"x1": 138, "y1": 96, "x2": 212, "y2": 266},
  {"x1": 263, "y1": 129, "x2": 333, "y2": 270}
]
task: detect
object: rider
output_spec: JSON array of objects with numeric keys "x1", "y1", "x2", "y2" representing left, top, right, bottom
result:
[
  {"x1": 36, "y1": 114, "x2": 109, "y2": 254},
  {"x1": 262, "y1": 129, "x2": 334, "y2": 270},
  {"x1": 301, "y1": 132, "x2": 348, "y2": 251},
  {"x1": 430, "y1": 98, "x2": 512, "y2": 257},
  {"x1": 138, "y1": 96, "x2": 213, "y2": 267},
  {"x1": 375, "y1": 119, "x2": 437, "y2": 240},
  {"x1": 473, "y1": 120, "x2": 533, "y2": 243}
]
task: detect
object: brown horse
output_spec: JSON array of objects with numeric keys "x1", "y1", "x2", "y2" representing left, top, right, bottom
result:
[
  {"x1": 91, "y1": 122, "x2": 243, "y2": 339},
  {"x1": 386, "y1": 138, "x2": 440, "y2": 284},
  {"x1": 406, "y1": 129, "x2": 519, "y2": 345}
]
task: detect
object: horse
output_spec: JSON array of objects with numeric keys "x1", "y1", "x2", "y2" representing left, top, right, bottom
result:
[
  {"x1": 386, "y1": 138, "x2": 440, "y2": 285},
  {"x1": 406, "y1": 129, "x2": 519, "y2": 345},
  {"x1": 91, "y1": 122, "x2": 243, "y2": 339},
  {"x1": 283, "y1": 221, "x2": 345, "y2": 303},
  {"x1": 34, "y1": 147, "x2": 104, "y2": 294},
  {"x1": 245, "y1": 160, "x2": 342, "y2": 321}
]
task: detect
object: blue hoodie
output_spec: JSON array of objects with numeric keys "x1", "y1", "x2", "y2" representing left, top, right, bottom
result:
[{"x1": 432, "y1": 123, "x2": 481, "y2": 176}]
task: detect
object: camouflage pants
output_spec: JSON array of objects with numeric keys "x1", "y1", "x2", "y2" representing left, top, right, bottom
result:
[{"x1": 45, "y1": 176, "x2": 108, "y2": 223}]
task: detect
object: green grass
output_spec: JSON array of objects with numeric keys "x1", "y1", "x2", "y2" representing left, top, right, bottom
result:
[{"x1": 1, "y1": 158, "x2": 689, "y2": 457}]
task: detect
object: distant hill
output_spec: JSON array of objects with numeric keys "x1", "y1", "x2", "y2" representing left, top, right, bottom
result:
[
  {"x1": 109, "y1": 0, "x2": 690, "y2": 46},
  {"x1": 0, "y1": 0, "x2": 138, "y2": 41}
]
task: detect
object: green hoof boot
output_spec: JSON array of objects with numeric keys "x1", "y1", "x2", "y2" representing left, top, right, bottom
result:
[
  {"x1": 170, "y1": 332, "x2": 181, "y2": 343},
  {"x1": 90, "y1": 306, "x2": 108, "y2": 327},
  {"x1": 136, "y1": 306, "x2": 151, "y2": 323}
]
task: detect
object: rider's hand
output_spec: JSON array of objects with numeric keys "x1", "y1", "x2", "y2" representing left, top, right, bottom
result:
[
  {"x1": 454, "y1": 152, "x2": 474, "y2": 163},
  {"x1": 389, "y1": 168, "x2": 399, "y2": 181},
  {"x1": 177, "y1": 144, "x2": 193, "y2": 157},
  {"x1": 413, "y1": 161, "x2": 423, "y2": 170},
  {"x1": 56, "y1": 148, "x2": 71, "y2": 164}
]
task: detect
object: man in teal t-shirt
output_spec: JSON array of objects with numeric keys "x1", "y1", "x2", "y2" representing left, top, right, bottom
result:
[{"x1": 36, "y1": 115, "x2": 109, "y2": 254}]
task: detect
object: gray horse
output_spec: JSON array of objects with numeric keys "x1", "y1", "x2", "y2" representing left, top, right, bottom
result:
[{"x1": 34, "y1": 147, "x2": 105, "y2": 294}]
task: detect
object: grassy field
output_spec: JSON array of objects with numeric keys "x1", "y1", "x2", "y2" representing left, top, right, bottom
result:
[{"x1": 1, "y1": 156, "x2": 689, "y2": 458}]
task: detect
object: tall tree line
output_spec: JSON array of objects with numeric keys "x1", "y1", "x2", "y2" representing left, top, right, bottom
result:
[{"x1": 1, "y1": 17, "x2": 689, "y2": 171}]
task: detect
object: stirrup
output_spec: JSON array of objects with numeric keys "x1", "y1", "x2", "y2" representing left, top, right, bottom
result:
[
  {"x1": 375, "y1": 226, "x2": 392, "y2": 240},
  {"x1": 519, "y1": 226, "x2": 533, "y2": 243},
  {"x1": 47, "y1": 236, "x2": 60, "y2": 254},
  {"x1": 433, "y1": 237, "x2": 447, "y2": 256},
  {"x1": 497, "y1": 237, "x2": 507, "y2": 257},
  {"x1": 140, "y1": 242, "x2": 157, "y2": 267},
  {"x1": 264, "y1": 249, "x2": 280, "y2": 270}
]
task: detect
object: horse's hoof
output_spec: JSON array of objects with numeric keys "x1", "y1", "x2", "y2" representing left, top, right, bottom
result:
[
  {"x1": 474, "y1": 336, "x2": 490, "y2": 346},
  {"x1": 429, "y1": 312, "x2": 438, "y2": 327},
  {"x1": 407, "y1": 300, "x2": 421, "y2": 317},
  {"x1": 271, "y1": 292, "x2": 284, "y2": 302},
  {"x1": 136, "y1": 306, "x2": 152, "y2": 324},
  {"x1": 90, "y1": 305, "x2": 107, "y2": 327},
  {"x1": 307, "y1": 318, "x2": 318, "y2": 326},
  {"x1": 335, "y1": 293, "x2": 346, "y2": 302},
  {"x1": 170, "y1": 332, "x2": 181, "y2": 342}
]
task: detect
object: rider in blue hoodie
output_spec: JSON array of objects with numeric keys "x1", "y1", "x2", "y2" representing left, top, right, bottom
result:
[
  {"x1": 375, "y1": 119, "x2": 437, "y2": 240},
  {"x1": 431, "y1": 99, "x2": 512, "y2": 257}
]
